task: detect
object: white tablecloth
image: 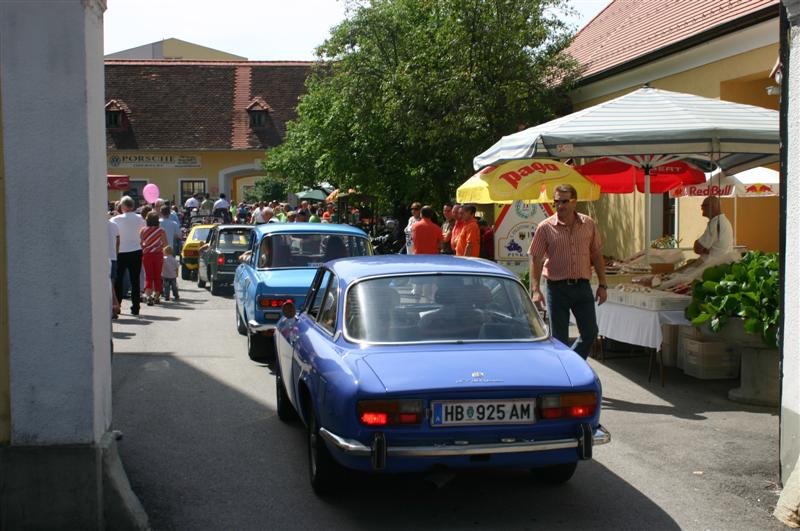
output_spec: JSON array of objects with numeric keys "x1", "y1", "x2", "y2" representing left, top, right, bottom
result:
[{"x1": 595, "y1": 302, "x2": 692, "y2": 350}]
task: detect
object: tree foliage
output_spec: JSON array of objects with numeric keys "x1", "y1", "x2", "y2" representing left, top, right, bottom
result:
[
  {"x1": 264, "y1": 0, "x2": 580, "y2": 209},
  {"x1": 243, "y1": 175, "x2": 289, "y2": 203}
]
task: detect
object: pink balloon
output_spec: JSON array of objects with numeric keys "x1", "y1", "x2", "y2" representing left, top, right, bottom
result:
[{"x1": 142, "y1": 183, "x2": 160, "y2": 203}]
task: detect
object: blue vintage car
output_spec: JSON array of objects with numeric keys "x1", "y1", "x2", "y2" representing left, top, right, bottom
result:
[
  {"x1": 274, "y1": 255, "x2": 610, "y2": 494},
  {"x1": 234, "y1": 222, "x2": 372, "y2": 361}
]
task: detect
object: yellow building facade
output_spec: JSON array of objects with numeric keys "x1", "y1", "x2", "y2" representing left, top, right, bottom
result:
[
  {"x1": 106, "y1": 150, "x2": 266, "y2": 206},
  {"x1": 104, "y1": 57, "x2": 312, "y2": 207}
]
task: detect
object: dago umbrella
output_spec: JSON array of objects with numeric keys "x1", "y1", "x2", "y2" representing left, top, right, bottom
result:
[
  {"x1": 457, "y1": 158, "x2": 600, "y2": 204},
  {"x1": 474, "y1": 87, "x2": 779, "y2": 243}
]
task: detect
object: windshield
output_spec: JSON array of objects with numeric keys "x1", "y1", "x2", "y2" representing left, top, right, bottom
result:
[
  {"x1": 259, "y1": 233, "x2": 371, "y2": 268},
  {"x1": 190, "y1": 228, "x2": 210, "y2": 242},
  {"x1": 345, "y1": 274, "x2": 547, "y2": 343},
  {"x1": 217, "y1": 229, "x2": 251, "y2": 252}
]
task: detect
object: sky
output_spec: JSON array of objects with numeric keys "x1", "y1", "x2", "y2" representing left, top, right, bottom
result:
[{"x1": 104, "y1": 0, "x2": 611, "y2": 61}]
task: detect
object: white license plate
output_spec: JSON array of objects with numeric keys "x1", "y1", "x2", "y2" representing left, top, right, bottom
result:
[{"x1": 431, "y1": 399, "x2": 536, "y2": 427}]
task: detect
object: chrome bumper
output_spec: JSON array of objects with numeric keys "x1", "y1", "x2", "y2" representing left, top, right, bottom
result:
[
  {"x1": 319, "y1": 425, "x2": 610, "y2": 459},
  {"x1": 247, "y1": 319, "x2": 276, "y2": 333}
]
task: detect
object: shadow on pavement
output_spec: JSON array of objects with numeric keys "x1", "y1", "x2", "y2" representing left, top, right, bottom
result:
[
  {"x1": 596, "y1": 356, "x2": 778, "y2": 418},
  {"x1": 113, "y1": 352, "x2": 679, "y2": 531}
]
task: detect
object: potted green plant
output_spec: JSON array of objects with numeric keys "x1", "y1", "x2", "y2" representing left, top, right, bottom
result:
[{"x1": 684, "y1": 251, "x2": 780, "y2": 406}]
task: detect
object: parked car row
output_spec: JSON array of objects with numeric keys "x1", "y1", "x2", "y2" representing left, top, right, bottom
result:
[{"x1": 225, "y1": 220, "x2": 609, "y2": 496}]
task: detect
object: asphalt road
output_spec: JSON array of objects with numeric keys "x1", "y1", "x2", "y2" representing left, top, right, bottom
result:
[{"x1": 112, "y1": 277, "x2": 784, "y2": 531}]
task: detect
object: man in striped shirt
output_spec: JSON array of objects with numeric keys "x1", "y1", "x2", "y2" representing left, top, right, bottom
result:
[{"x1": 528, "y1": 184, "x2": 607, "y2": 359}]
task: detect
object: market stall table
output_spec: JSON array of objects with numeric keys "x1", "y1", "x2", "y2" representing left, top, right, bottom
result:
[{"x1": 595, "y1": 289, "x2": 692, "y2": 386}]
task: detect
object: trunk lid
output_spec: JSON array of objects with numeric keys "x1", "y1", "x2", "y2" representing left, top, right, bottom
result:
[{"x1": 362, "y1": 342, "x2": 573, "y2": 394}]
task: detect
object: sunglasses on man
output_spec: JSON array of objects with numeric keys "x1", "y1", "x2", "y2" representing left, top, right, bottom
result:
[{"x1": 553, "y1": 199, "x2": 574, "y2": 205}]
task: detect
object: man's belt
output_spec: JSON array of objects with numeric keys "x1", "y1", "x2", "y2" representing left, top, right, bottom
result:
[{"x1": 547, "y1": 278, "x2": 589, "y2": 285}]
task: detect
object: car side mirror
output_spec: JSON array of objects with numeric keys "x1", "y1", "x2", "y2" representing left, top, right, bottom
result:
[{"x1": 282, "y1": 301, "x2": 296, "y2": 319}]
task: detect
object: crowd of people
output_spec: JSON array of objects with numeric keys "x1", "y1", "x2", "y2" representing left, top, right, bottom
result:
[
  {"x1": 404, "y1": 202, "x2": 495, "y2": 259},
  {"x1": 107, "y1": 191, "x2": 499, "y2": 317},
  {"x1": 181, "y1": 193, "x2": 340, "y2": 226}
]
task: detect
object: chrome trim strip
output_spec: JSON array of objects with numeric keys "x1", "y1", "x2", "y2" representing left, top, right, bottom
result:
[
  {"x1": 340, "y1": 272, "x2": 550, "y2": 345},
  {"x1": 247, "y1": 319, "x2": 276, "y2": 333},
  {"x1": 593, "y1": 425, "x2": 611, "y2": 446},
  {"x1": 319, "y1": 428, "x2": 372, "y2": 456},
  {"x1": 319, "y1": 427, "x2": 581, "y2": 457}
]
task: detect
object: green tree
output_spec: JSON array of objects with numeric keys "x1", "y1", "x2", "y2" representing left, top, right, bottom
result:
[
  {"x1": 264, "y1": 0, "x2": 579, "y2": 208},
  {"x1": 243, "y1": 175, "x2": 290, "y2": 203}
]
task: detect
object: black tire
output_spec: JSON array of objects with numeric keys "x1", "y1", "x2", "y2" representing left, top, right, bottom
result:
[
  {"x1": 181, "y1": 266, "x2": 191, "y2": 280},
  {"x1": 235, "y1": 306, "x2": 247, "y2": 336},
  {"x1": 247, "y1": 328, "x2": 266, "y2": 361},
  {"x1": 210, "y1": 277, "x2": 221, "y2": 295},
  {"x1": 307, "y1": 406, "x2": 344, "y2": 495},
  {"x1": 531, "y1": 461, "x2": 578, "y2": 484},
  {"x1": 275, "y1": 359, "x2": 297, "y2": 422}
]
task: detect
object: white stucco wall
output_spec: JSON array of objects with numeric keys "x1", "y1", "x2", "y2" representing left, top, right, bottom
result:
[
  {"x1": 781, "y1": 18, "x2": 800, "y2": 482},
  {"x1": 0, "y1": 0, "x2": 111, "y2": 444}
]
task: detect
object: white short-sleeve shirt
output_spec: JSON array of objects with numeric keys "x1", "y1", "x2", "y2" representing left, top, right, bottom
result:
[
  {"x1": 697, "y1": 214, "x2": 733, "y2": 257},
  {"x1": 107, "y1": 220, "x2": 119, "y2": 260},
  {"x1": 111, "y1": 212, "x2": 145, "y2": 253}
]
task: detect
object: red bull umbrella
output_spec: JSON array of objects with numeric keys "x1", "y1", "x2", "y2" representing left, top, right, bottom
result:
[{"x1": 669, "y1": 167, "x2": 779, "y2": 198}]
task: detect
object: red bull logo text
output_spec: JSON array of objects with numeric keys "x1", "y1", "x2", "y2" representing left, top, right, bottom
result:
[
  {"x1": 680, "y1": 185, "x2": 734, "y2": 196},
  {"x1": 499, "y1": 162, "x2": 560, "y2": 189}
]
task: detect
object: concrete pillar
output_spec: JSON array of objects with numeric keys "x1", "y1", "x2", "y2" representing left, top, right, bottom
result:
[
  {"x1": 782, "y1": 1, "x2": 800, "y2": 486},
  {"x1": 1, "y1": 0, "x2": 110, "y2": 447},
  {"x1": 0, "y1": 1, "x2": 144, "y2": 528}
]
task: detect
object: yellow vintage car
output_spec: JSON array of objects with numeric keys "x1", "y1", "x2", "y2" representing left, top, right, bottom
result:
[{"x1": 181, "y1": 224, "x2": 215, "y2": 280}]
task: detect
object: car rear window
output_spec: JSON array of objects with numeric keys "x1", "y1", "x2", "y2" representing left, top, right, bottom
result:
[
  {"x1": 217, "y1": 229, "x2": 251, "y2": 252},
  {"x1": 345, "y1": 274, "x2": 547, "y2": 343},
  {"x1": 262, "y1": 233, "x2": 371, "y2": 268},
  {"x1": 190, "y1": 228, "x2": 210, "y2": 242}
]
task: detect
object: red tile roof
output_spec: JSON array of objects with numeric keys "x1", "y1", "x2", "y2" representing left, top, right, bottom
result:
[
  {"x1": 105, "y1": 60, "x2": 313, "y2": 150},
  {"x1": 567, "y1": 0, "x2": 779, "y2": 82}
]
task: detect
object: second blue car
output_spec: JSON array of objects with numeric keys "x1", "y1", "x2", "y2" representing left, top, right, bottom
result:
[{"x1": 234, "y1": 222, "x2": 372, "y2": 362}]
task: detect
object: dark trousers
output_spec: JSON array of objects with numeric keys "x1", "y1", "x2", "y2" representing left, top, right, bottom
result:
[
  {"x1": 115, "y1": 249, "x2": 142, "y2": 312},
  {"x1": 546, "y1": 279, "x2": 598, "y2": 359}
]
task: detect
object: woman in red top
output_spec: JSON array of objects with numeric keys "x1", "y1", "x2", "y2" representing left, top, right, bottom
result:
[{"x1": 140, "y1": 212, "x2": 168, "y2": 306}]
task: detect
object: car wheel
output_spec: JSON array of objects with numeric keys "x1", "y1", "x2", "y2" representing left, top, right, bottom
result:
[
  {"x1": 210, "y1": 277, "x2": 221, "y2": 295},
  {"x1": 181, "y1": 266, "x2": 191, "y2": 280},
  {"x1": 235, "y1": 306, "x2": 247, "y2": 336},
  {"x1": 247, "y1": 328, "x2": 266, "y2": 361},
  {"x1": 531, "y1": 461, "x2": 577, "y2": 484},
  {"x1": 275, "y1": 359, "x2": 297, "y2": 422},
  {"x1": 307, "y1": 406, "x2": 343, "y2": 495}
]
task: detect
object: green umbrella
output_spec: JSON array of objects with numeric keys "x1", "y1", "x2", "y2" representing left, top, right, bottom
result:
[{"x1": 294, "y1": 189, "x2": 328, "y2": 201}]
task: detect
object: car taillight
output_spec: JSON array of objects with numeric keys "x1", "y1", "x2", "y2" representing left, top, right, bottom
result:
[
  {"x1": 258, "y1": 296, "x2": 294, "y2": 309},
  {"x1": 184, "y1": 249, "x2": 198, "y2": 257},
  {"x1": 217, "y1": 256, "x2": 225, "y2": 265},
  {"x1": 357, "y1": 400, "x2": 423, "y2": 426},
  {"x1": 539, "y1": 392, "x2": 597, "y2": 419}
]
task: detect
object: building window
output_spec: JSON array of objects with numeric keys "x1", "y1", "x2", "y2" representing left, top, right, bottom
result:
[
  {"x1": 181, "y1": 180, "x2": 206, "y2": 205},
  {"x1": 106, "y1": 110, "x2": 122, "y2": 129},
  {"x1": 249, "y1": 110, "x2": 267, "y2": 128},
  {"x1": 123, "y1": 180, "x2": 149, "y2": 206}
]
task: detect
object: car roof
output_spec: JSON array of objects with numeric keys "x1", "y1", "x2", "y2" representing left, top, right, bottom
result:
[
  {"x1": 254, "y1": 222, "x2": 367, "y2": 238},
  {"x1": 329, "y1": 255, "x2": 516, "y2": 284},
  {"x1": 214, "y1": 224, "x2": 253, "y2": 231}
]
